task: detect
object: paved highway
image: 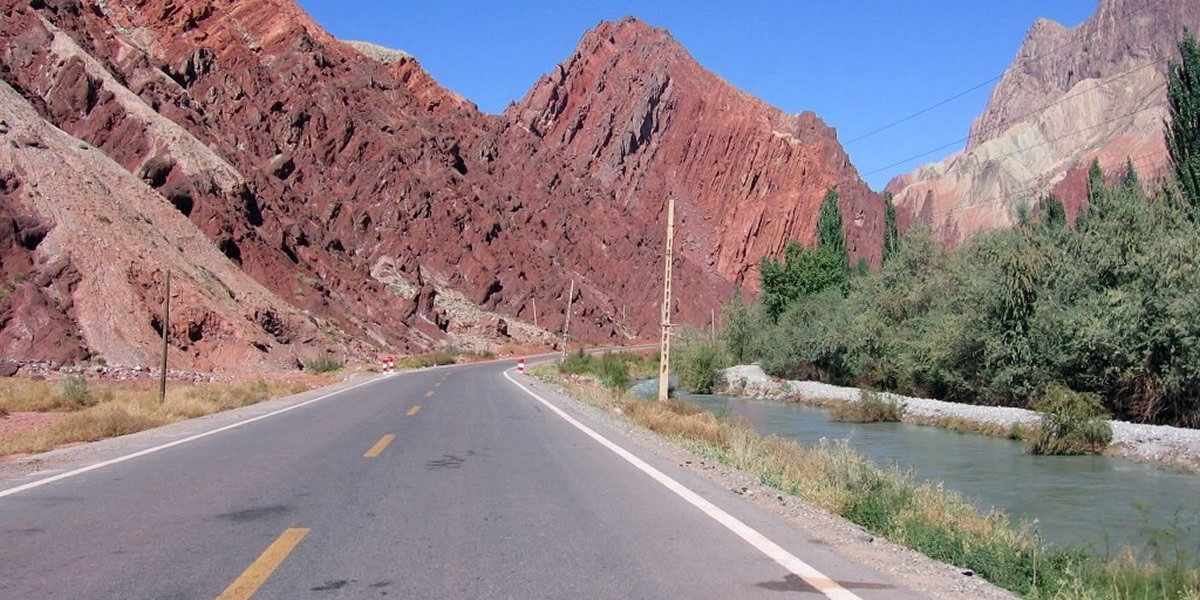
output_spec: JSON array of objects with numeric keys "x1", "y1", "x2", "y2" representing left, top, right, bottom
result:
[{"x1": 0, "y1": 360, "x2": 926, "y2": 599}]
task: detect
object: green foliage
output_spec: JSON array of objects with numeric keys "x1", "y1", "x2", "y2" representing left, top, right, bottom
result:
[
  {"x1": 722, "y1": 178, "x2": 1200, "y2": 427},
  {"x1": 759, "y1": 242, "x2": 848, "y2": 321},
  {"x1": 675, "y1": 329, "x2": 729, "y2": 394},
  {"x1": 1027, "y1": 385, "x2": 1114, "y2": 455},
  {"x1": 62, "y1": 375, "x2": 94, "y2": 407},
  {"x1": 817, "y1": 187, "x2": 848, "y2": 266},
  {"x1": 718, "y1": 289, "x2": 755, "y2": 364},
  {"x1": 1036, "y1": 193, "x2": 1066, "y2": 229},
  {"x1": 595, "y1": 352, "x2": 631, "y2": 392},
  {"x1": 557, "y1": 349, "x2": 593, "y2": 375},
  {"x1": 1166, "y1": 29, "x2": 1200, "y2": 208},
  {"x1": 304, "y1": 355, "x2": 344, "y2": 374},
  {"x1": 831, "y1": 390, "x2": 906, "y2": 422},
  {"x1": 883, "y1": 192, "x2": 900, "y2": 263}
]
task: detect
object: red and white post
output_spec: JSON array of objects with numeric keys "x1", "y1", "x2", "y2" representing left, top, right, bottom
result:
[
  {"x1": 381, "y1": 356, "x2": 394, "y2": 374},
  {"x1": 517, "y1": 359, "x2": 525, "y2": 374}
]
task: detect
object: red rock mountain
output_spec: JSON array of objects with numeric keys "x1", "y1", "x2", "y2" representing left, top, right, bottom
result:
[
  {"x1": 0, "y1": 1, "x2": 881, "y2": 371},
  {"x1": 887, "y1": 0, "x2": 1200, "y2": 241}
]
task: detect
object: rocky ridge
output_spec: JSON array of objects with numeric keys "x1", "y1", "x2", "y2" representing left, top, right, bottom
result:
[
  {"x1": 887, "y1": 0, "x2": 1200, "y2": 242},
  {"x1": 0, "y1": 0, "x2": 881, "y2": 371}
]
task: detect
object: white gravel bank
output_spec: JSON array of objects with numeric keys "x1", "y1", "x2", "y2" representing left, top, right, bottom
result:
[{"x1": 721, "y1": 365, "x2": 1200, "y2": 472}]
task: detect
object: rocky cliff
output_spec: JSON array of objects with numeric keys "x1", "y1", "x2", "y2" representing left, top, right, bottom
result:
[
  {"x1": 0, "y1": 1, "x2": 880, "y2": 370},
  {"x1": 509, "y1": 18, "x2": 882, "y2": 285},
  {"x1": 887, "y1": 0, "x2": 1200, "y2": 241}
]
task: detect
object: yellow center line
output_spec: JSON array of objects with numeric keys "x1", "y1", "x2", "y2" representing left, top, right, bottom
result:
[
  {"x1": 434, "y1": 381, "x2": 442, "y2": 388},
  {"x1": 216, "y1": 527, "x2": 309, "y2": 600},
  {"x1": 363, "y1": 434, "x2": 396, "y2": 458},
  {"x1": 407, "y1": 405, "x2": 421, "y2": 417},
  {"x1": 424, "y1": 390, "x2": 433, "y2": 398}
]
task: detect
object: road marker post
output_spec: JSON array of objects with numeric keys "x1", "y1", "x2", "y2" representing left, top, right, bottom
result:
[{"x1": 517, "y1": 359, "x2": 525, "y2": 374}]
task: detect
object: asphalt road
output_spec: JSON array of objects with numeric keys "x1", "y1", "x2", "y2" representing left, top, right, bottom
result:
[{"x1": 0, "y1": 361, "x2": 927, "y2": 599}]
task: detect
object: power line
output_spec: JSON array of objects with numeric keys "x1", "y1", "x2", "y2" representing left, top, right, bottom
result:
[
  {"x1": 919, "y1": 146, "x2": 1170, "y2": 221},
  {"x1": 862, "y1": 62, "x2": 1168, "y2": 177},
  {"x1": 842, "y1": 0, "x2": 1169, "y2": 146}
]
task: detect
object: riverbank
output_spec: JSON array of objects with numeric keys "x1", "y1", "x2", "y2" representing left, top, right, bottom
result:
[
  {"x1": 531, "y1": 364, "x2": 1200, "y2": 599},
  {"x1": 722, "y1": 365, "x2": 1200, "y2": 473}
]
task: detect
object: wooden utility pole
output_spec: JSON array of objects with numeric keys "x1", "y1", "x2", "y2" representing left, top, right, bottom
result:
[
  {"x1": 560, "y1": 279, "x2": 574, "y2": 361},
  {"x1": 532, "y1": 297, "x2": 538, "y2": 329},
  {"x1": 657, "y1": 197, "x2": 675, "y2": 402},
  {"x1": 711, "y1": 308, "x2": 716, "y2": 340},
  {"x1": 158, "y1": 270, "x2": 170, "y2": 404}
]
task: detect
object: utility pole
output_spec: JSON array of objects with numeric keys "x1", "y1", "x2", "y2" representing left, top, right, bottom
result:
[
  {"x1": 560, "y1": 279, "x2": 574, "y2": 362},
  {"x1": 532, "y1": 297, "x2": 538, "y2": 329},
  {"x1": 711, "y1": 308, "x2": 716, "y2": 340},
  {"x1": 657, "y1": 197, "x2": 675, "y2": 402},
  {"x1": 158, "y1": 270, "x2": 170, "y2": 404}
]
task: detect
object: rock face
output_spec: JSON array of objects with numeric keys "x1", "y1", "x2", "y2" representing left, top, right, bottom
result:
[
  {"x1": 0, "y1": 1, "x2": 880, "y2": 370},
  {"x1": 887, "y1": 0, "x2": 1200, "y2": 241},
  {"x1": 510, "y1": 18, "x2": 882, "y2": 285}
]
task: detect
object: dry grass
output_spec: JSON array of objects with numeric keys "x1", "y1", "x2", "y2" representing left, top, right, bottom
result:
[
  {"x1": 830, "y1": 390, "x2": 905, "y2": 422},
  {"x1": 538, "y1": 373, "x2": 1200, "y2": 600},
  {"x1": 0, "y1": 378, "x2": 311, "y2": 456}
]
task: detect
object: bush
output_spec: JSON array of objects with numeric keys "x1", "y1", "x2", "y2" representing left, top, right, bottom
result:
[
  {"x1": 399, "y1": 351, "x2": 456, "y2": 369},
  {"x1": 831, "y1": 390, "x2": 906, "y2": 423},
  {"x1": 62, "y1": 375, "x2": 94, "y2": 407},
  {"x1": 304, "y1": 355, "x2": 343, "y2": 374},
  {"x1": 595, "y1": 352, "x2": 630, "y2": 392},
  {"x1": 1027, "y1": 385, "x2": 1113, "y2": 455},
  {"x1": 674, "y1": 330, "x2": 728, "y2": 394},
  {"x1": 558, "y1": 349, "x2": 593, "y2": 375}
]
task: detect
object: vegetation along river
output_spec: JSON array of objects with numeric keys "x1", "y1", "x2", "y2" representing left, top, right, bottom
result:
[{"x1": 676, "y1": 391, "x2": 1200, "y2": 556}]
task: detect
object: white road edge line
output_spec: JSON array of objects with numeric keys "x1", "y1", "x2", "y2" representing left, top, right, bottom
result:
[
  {"x1": 503, "y1": 370, "x2": 864, "y2": 600},
  {"x1": 0, "y1": 374, "x2": 397, "y2": 499}
]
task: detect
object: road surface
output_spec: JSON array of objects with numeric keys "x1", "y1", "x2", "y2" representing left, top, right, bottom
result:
[{"x1": 0, "y1": 360, "x2": 928, "y2": 599}]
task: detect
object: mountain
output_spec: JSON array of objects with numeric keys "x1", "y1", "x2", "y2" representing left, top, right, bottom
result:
[
  {"x1": 887, "y1": 0, "x2": 1200, "y2": 242},
  {"x1": 508, "y1": 18, "x2": 882, "y2": 285},
  {"x1": 0, "y1": 1, "x2": 880, "y2": 371}
]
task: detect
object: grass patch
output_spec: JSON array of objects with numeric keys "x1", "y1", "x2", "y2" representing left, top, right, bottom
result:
[
  {"x1": 1027, "y1": 385, "x2": 1113, "y2": 456},
  {"x1": 830, "y1": 390, "x2": 906, "y2": 423},
  {"x1": 535, "y1": 373, "x2": 1200, "y2": 600},
  {"x1": 303, "y1": 355, "x2": 344, "y2": 374},
  {"x1": 0, "y1": 378, "x2": 311, "y2": 456},
  {"x1": 556, "y1": 350, "x2": 658, "y2": 391},
  {"x1": 398, "y1": 351, "x2": 457, "y2": 369}
]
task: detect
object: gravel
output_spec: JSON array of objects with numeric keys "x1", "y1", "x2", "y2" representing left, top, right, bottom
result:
[{"x1": 722, "y1": 365, "x2": 1200, "y2": 472}]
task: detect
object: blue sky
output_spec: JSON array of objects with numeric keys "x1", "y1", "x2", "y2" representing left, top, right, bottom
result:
[{"x1": 296, "y1": 1, "x2": 1097, "y2": 190}]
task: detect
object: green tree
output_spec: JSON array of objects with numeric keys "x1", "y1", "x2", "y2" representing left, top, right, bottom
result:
[
  {"x1": 759, "y1": 242, "x2": 847, "y2": 321},
  {"x1": 1037, "y1": 193, "x2": 1066, "y2": 229},
  {"x1": 719, "y1": 289, "x2": 754, "y2": 364},
  {"x1": 817, "y1": 188, "x2": 848, "y2": 267},
  {"x1": 1120, "y1": 157, "x2": 1141, "y2": 194},
  {"x1": 883, "y1": 192, "x2": 900, "y2": 264},
  {"x1": 1079, "y1": 158, "x2": 1106, "y2": 227},
  {"x1": 1166, "y1": 29, "x2": 1200, "y2": 207}
]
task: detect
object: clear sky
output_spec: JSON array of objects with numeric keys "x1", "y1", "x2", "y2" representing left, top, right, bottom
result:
[{"x1": 296, "y1": 1, "x2": 1097, "y2": 190}]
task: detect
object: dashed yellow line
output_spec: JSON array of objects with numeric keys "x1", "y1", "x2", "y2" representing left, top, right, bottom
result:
[
  {"x1": 216, "y1": 528, "x2": 309, "y2": 600},
  {"x1": 424, "y1": 390, "x2": 433, "y2": 398},
  {"x1": 434, "y1": 381, "x2": 442, "y2": 388},
  {"x1": 363, "y1": 434, "x2": 396, "y2": 458},
  {"x1": 407, "y1": 405, "x2": 421, "y2": 417}
]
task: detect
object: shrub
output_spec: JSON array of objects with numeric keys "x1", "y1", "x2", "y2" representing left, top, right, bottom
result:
[
  {"x1": 1027, "y1": 385, "x2": 1113, "y2": 455},
  {"x1": 595, "y1": 352, "x2": 630, "y2": 392},
  {"x1": 399, "y1": 351, "x2": 456, "y2": 369},
  {"x1": 304, "y1": 355, "x2": 343, "y2": 374},
  {"x1": 62, "y1": 375, "x2": 93, "y2": 407},
  {"x1": 831, "y1": 390, "x2": 905, "y2": 423},
  {"x1": 558, "y1": 349, "x2": 593, "y2": 375},
  {"x1": 674, "y1": 330, "x2": 728, "y2": 394}
]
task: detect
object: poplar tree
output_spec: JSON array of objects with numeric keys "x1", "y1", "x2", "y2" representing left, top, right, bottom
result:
[
  {"x1": 1166, "y1": 30, "x2": 1200, "y2": 207},
  {"x1": 883, "y1": 192, "x2": 899, "y2": 263},
  {"x1": 817, "y1": 188, "x2": 847, "y2": 268}
]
